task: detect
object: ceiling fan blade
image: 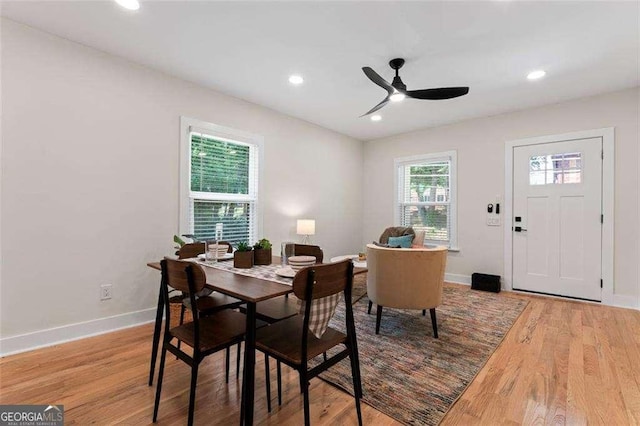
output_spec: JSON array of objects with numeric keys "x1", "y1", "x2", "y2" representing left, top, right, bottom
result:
[
  {"x1": 362, "y1": 67, "x2": 394, "y2": 95},
  {"x1": 360, "y1": 97, "x2": 390, "y2": 117},
  {"x1": 406, "y1": 87, "x2": 469, "y2": 100}
]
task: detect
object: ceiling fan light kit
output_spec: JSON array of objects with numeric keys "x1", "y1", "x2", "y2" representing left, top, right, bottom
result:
[{"x1": 361, "y1": 58, "x2": 469, "y2": 116}]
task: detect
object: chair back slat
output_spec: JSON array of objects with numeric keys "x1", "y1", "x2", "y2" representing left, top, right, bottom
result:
[
  {"x1": 293, "y1": 260, "x2": 350, "y2": 300},
  {"x1": 178, "y1": 241, "x2": 233, "y2": 259},
  {"x1": 178, "y1": 243, "x2": 206, "y2": 259},
  {"x1": 163, "y1": 258, "x2": 206, "y2": 294},
  {"x1": 293, "y1": 244, "x2": 324, "y2": 263}
]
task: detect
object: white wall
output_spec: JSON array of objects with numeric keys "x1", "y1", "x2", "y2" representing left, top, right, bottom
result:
[
  {"x1": 0, "y1": 19, "x2": 364, "y2": 344},
  {"x1": 363, "y1": 87, "x2": 639, "y2": 304}
]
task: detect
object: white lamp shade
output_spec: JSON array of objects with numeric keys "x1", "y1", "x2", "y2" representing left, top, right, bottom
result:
[{"x1": 296, "y1": 219, "x2": 316, "y2": 236}]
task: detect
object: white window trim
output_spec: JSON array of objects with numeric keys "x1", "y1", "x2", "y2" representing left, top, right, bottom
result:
[
  {"x1": 394, "y1": 150, "x2": 458, "y2": 250},
  {"x1": 179, "y1": 116, "x2": 264, "y2": 241}
]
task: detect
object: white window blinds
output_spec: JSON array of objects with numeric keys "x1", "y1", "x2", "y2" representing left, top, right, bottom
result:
[
  {"x1": 396, "y1": 151, "x2": 457, "y2": 248},
  {"x1": 187, "y1": 128, "x2": 260, "y2": 246}
]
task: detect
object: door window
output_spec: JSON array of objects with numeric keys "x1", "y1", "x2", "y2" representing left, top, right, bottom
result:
[{"x1": 529, "y1": 152, "x2": 582, "y2": 185}]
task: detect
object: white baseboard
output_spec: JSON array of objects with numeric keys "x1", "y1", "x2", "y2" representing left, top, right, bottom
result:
[
  {"x1": 445, "y1": 274, "x2": 638, "y2": 311},
  {"x1": 0, "y1": 307, "x2": 157, "y2": 357},
  {"x1": 445, "y1": 273, "x2": 471, "y2": 285},
  {"x1": 611, "y1": 294, "x2": 640, "y2": 310}
]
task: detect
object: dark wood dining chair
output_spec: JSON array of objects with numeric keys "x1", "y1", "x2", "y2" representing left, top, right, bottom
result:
[
  {"x1": 180, "y1": 241, "x2": 244, "y2": 382},
  {"x1": 293, "y1": 244, "x2": 324, "y2": 263},
  {"x1": 153, "y1": 258, "x2": 247, "y2": 426},
  {"x1": 246, "y1": 244, "x2": 324, "y2": 410},
  {"x1": 148, "y1": 242, "x2": 245, "y2": 387},
  {"x1": 255, "y1": 260, "x2": 363, "y2": 426}
]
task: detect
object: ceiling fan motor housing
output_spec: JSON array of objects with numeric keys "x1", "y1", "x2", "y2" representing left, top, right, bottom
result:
[{"x1": 392, "y1": 76, "x2": 406, "y2": 91}]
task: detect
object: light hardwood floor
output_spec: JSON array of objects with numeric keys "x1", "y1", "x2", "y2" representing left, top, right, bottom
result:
[{"x1": 1, "y1": 284, "x2": 639, "y2": 425}]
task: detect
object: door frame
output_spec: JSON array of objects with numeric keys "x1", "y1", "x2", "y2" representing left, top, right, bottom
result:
[{"x1": 503, "y1": 127, "x2": 614, "y2": 304}]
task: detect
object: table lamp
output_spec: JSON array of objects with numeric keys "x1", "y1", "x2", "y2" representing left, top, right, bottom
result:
[{"x1": 296, "y1": 219, "x2": 315, "y2": 244}]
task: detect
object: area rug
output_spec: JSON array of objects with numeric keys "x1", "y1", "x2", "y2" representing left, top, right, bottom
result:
[{"x1": 318, "y1": 285, "x2": 529, "y2": 425}]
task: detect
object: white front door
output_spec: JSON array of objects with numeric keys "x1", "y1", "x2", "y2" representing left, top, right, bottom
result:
[{"x1": 512, "y1": 137, "x2": 602, "y2": 301}]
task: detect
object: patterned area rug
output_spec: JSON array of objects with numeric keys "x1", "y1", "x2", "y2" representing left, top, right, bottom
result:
[{"x1": 318, "y1": 284, "x2": 528, "y2": 425}]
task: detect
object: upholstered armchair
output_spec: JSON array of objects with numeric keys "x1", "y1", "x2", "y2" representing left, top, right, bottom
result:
[{"x1": 366, "y1": 243, "x2": 447, "y2": 337}]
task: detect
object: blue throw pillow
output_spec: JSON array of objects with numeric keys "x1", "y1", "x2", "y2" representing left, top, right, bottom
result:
[{"x1": 387, "y1": 235, "x2": 413, "y2": 248}]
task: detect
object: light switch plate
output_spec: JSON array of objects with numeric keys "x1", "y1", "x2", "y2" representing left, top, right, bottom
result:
[{"x1": 487, "y1": 216, "x2": 501, "y2": 226}]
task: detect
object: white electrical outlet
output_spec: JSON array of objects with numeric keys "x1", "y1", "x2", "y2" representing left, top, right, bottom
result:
[
  {"x1": 100, "y1": 284, "x2": 113, "y2": 300},
  {"x1": 487, "y1": 216, "x2": 501, "y2": 226}
]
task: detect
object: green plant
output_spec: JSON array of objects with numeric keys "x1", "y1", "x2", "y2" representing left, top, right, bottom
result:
[
  {"x1": 236, "y1": 242, "x2": 253, "y2": 252},
  {"x1": 173, "y1": 234, "x2": 186, "y2": 250},
  {"x1": 253, "y1": 238, "x2": 272, "y2": 250}
]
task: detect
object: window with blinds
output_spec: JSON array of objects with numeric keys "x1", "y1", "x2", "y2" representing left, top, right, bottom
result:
[
  {"x1": 180, "y1": 118, "x2": 262, "y2": 247},
  {"x1": 395, "y1": 151, "x2": 457, "y2": 248}
]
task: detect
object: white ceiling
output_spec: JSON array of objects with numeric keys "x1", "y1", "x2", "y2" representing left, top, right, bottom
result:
[{"x1": 2, "y1": 1, "x2": 639, "y2": 141}]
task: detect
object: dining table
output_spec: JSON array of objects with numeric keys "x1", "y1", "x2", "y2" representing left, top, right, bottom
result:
[{"x1": 146, "y1": 255, "x2": 367, "y2": 425}]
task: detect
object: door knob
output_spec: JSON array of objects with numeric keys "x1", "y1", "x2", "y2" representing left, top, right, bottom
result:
[{"x1": 514, "y1": 226, "x2": 527, "y2": 232}]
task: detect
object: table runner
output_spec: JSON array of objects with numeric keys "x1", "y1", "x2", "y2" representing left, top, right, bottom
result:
[{"x1": 191, "y1": 259, "x2": 293, "y2": 286}]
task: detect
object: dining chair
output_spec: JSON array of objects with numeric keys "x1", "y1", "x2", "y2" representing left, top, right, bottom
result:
[
  {"x1": 292, "y1": 244, "x2": 324, "y2": 263},
  {"x1": 255, "y1": 260, "x2": 363, "y2": 426},
  {"x1": 148, "y1": 242, "x2": 244, "y2": 386},
  {"x1": 246, "y1": 244, "x2": 324, "y2": 410},
  {"x1": 153, "y1": 258, "x2": 247, "y2": 426},
  {"x1": 181, "y1": 242, "x2": 244, "y2": 382}
]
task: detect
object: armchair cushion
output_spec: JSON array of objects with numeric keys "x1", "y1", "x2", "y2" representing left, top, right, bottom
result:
[{"x1": 388, "y1": 235, "x2": 414, "y2": 248}]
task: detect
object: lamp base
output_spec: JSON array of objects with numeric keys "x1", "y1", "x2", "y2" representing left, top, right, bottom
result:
[{"x1": 301, "y1": 235, "x2": 312, "y2": 245}]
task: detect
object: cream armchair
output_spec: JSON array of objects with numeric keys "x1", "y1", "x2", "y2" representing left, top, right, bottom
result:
[{"x1": 366, "y1": 243, "x2": 447, "y2": 337}]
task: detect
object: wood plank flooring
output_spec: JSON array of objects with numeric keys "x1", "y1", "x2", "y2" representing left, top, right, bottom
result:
[{"x1": 1, "y1": 284, "x2": 639, "y2": 425}]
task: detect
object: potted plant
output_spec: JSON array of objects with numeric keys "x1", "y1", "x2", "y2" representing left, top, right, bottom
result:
[
  {"x1": 234, "y1": 242, "x2": 254, "y2": 268},
  {"x1": 253, "y1": 238, "x2": 272, "y2": 265}
]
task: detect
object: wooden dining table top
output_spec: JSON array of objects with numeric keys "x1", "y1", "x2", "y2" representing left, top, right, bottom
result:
[{"x1": 147, "y1": 255, "x2": 366, "y2": 303}]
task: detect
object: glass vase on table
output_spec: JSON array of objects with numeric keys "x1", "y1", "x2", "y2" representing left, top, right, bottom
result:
[
  {"x1": 281, "y1": 242, "x2": 295, "y2": 267},
  {"x1": 206, "y1": 223, "x2": 225, "y2": 263}
]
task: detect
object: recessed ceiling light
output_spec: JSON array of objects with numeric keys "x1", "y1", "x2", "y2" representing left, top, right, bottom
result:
[
  {"x1": 527, "y1": 70, "x2": 546, "y2": 80},
  {"x1": 288, "y1": 75, "x2": 304, "y2": 85},
  {"x1": 389, "y1": 91, "x2": 406, "y2": 102},
  {"x1": 370, "y1": 115, "x2": 382, "y2": 122},
  {"x1": 115, "y1": 0, "x2": 140, "y2": 10}
]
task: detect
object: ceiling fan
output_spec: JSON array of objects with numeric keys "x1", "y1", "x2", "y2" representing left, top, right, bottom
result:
[{"x1": 361, "y1": 58, "x2": 469, "y2": 116}]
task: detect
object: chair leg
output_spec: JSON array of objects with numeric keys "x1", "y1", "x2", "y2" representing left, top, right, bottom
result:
[
  {"x1": 187, "y1": 361, "x2": 199, "y2": 426},
  {"x1": 348, "y1": 347, "x2": 364, "y2": 426},
  {"x1": 236, "y1": 341, "x2": 242, "y2": 379},
  {"x1": 323, "y1": 352, "x2": 327, "y2": 362},
  {"x1": 240, "y1": 357, "x2": 246, "y2": 426},
  {"x1": 265, "y1": 355, "x2": 272, "y2": 413},
  {"x1": 430, "y1": 308, "x2": 438, "y2": 338},
  {"x1": 367, "y1": 301, "x2": 372, "y2": 314},
  {"x1": 152, "y1": 343, "x2": 168, "y2": 422},
  {"x1": 225, "y1": 347, "x2": 230, "y2": 384},
  {"x1": 301, "y1": 371, "x2": 310, "y2": 426},
  {"x1": 375, "y1": 305, "x2": 383, "y2": 334},
  {"x1": 177, "y1": 304, "x2": 185, "y2": 355},
  {"x1": 149, "y1": 288, "x2": 164, "y2": 386},
  {"x1": 422, "y1": 309, "x2": 426, "y2": 316},
  {"x1": 276, "y1": 360, "x2": 282, "y2": 406}
]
